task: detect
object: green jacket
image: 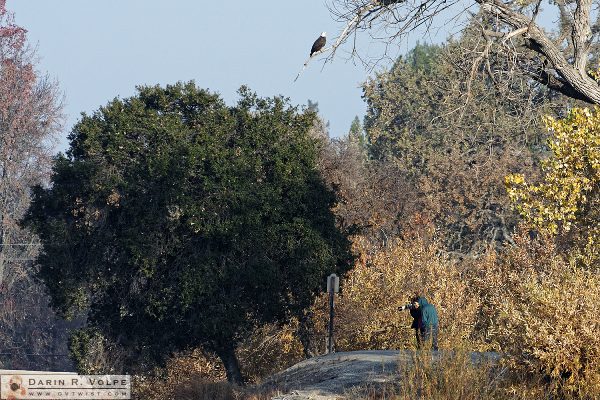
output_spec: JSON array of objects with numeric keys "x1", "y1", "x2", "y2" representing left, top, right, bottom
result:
[{"x1": 418, "y1": 296, "x2": 439, "y2": 328}]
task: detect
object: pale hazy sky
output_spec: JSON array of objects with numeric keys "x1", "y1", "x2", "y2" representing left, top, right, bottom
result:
[{"x1": 10, "y1": 1, "x2": 466, "y2": 151}]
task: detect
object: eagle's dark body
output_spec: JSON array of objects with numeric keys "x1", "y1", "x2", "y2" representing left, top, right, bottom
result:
[{"x1": 310, "y1": 34, "x2": 326, "y2": 56}]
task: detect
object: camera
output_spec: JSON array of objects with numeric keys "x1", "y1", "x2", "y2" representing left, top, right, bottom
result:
[{"x1": 399, "y1": 303, "x2": 415, "y2": 311}]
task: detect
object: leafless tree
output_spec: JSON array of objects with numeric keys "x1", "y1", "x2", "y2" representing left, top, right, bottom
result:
[
  {"x1": 0, "y1": 1, "x2": 73, "y2": 371},
  {"x1": 321, "y1": 0, "x2": 600, "y2": 103}
]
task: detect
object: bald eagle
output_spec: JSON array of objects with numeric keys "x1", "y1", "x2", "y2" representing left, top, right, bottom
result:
[{"x1": 310, "y1": 32, "x2": 326, "y2": 57}]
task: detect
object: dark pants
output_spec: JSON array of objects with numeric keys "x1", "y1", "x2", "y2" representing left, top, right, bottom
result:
[
  {"x1": 414, "y1": 328, "x2": 421, "y2": 348},
  {"x1": 418, "y1": 324, "x2": 439, "y2": 350}
]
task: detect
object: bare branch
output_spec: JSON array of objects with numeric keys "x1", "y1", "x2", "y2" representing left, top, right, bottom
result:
[
  {"x1": 502, "y1": 27, "x2": 527, "y2": 44},
  {"x1": 462, "y1": 32, "x2": 493, "y2": 119},
  {"x1": 325, "y1": 0, "x2": 600, "y2": 103},
  {"x1": 294, "y1": 50, "x2": 327, "y2": 82},
  {"x1": 324, "y1": 2, "x2": 380, "y2": 63},
  {"x1": 295, "y1": 3, "x2": 376, "y2": 81},
  {"x1": 478, "y1": 0, "x2": 600, "y2": 103}
]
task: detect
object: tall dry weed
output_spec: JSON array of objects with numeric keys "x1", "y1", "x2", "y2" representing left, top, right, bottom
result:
[
  {"x1": 132, "y1": 348, "x2": 225, "y2": 399},
  {"x1": 346, "y1": 350, "x2": 546, "y2": 400},
  {"x1": 236, "y1": 321, "x2": 305, "y2": 383}
]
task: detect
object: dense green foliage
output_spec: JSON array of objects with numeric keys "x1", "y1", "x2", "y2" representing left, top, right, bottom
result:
[
  {"x1": 347, "y1": 116, "x2": 367, "y2": 150},
  {"x1": 24, "y1": 82, "x2": 352, "y2": 381}
]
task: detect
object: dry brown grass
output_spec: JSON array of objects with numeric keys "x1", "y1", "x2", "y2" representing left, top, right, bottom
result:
[
  {"x1": 345, "y1": 350, "x2": 547, "y2": 400},
  {"x1": 135, "y1": 374, "x2": 281, "y2": 400},
  {"x1": 171, "y1": 379, "x2": 278, "y2": 400}
]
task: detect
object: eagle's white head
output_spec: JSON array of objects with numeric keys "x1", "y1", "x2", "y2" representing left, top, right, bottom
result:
[{"x1": 321, "y1": 32, "x2": 327, "y2": 37}]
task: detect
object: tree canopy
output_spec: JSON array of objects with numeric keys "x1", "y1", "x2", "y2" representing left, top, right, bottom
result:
[
  {"x1": 361, "y1": 41, "x2": 569, "y2": 254},
  {"x1": 24, "y1": 82, "x2": 352, "y2": 383}
]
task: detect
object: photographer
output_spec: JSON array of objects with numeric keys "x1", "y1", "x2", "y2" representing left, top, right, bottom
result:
[{"x1": 399, "y1": 295, "x2": 439, "y2": 351}]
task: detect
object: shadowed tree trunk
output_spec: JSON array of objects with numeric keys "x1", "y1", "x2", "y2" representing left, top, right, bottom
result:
[
  {"x1": 216, "y1": 345, "x2": 244, "y2": 385},
  {"x1": 298, "y1": 309, "x2": 317, "y2": 358}
]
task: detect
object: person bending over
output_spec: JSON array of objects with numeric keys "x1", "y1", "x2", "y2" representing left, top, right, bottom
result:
[{"x1": 399, "y1": 294, "x2": 439, "y2": 350}]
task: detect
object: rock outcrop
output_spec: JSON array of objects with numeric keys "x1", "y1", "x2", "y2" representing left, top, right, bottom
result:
[{"x1": 261, "y1": 350, "x2": 500, "y2": 400}]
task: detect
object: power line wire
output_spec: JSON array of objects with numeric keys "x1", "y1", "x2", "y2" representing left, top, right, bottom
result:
[
  {"x1": 0, "y1": 353, "x2": 69, "y2": 357},
  {"x1": 0, "y1": 244, "x2": 42, "y2": 246}
]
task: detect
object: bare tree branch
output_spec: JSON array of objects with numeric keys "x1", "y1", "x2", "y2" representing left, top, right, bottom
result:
[
  {"x1": 324, "y1": 0, "x2": 600, "y2": 103},
  {"x1": 295, "y1": 4, "x2": 376, "y2": 81},
  {"x1": 477, "y1": 0, "x2": 600, "y2": 102}
]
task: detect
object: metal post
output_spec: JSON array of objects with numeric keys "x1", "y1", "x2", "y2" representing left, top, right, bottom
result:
[
  {"x1": 328, "y1": 282, "x2": 334, "y2": 354},
  {"x1": 326, "y1": 273, "x2": 339, "y2": 355}
]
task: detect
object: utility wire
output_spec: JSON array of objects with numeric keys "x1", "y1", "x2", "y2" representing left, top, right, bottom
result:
[
  {"x1": 0, "y1": 244, "x2": 42, "y2": 246},
  {"x1": 0, "y1": 353, "x2": 70, "y2": 357}
]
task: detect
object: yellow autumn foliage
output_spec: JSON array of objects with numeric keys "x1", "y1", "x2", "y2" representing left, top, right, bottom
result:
[
  {"x1": 506, "y1": 107, "x2": 600, "y2": 267},
  {"x1": 310, "y1": 235, "x2": 482, "y2": 352}
]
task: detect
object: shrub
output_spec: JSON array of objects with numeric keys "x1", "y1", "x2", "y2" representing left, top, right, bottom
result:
[
  {"x1": 133, "y1": 322, "x2": 303, "y2": 399},
  {"x1": 506, "y1": 107, "x2": 600, "y2": 268},
  {"x1": 132, "y1": 348, "x2": 225, "y2": 400},
  {"x1": 69, "y1": 328, "x2": 127, "y2": 374},
  {"x1": 236, "y1": 321, "x2": 305, "y2": 383},
  {"x1": 472, "y1": 232, "x2": 600, "y2": 398},
  {"x1": 310, "y1": 235, "x2": 482, "y2": 352}
]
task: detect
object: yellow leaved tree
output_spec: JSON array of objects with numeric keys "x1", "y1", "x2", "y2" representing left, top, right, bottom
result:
[{"x1": 505, "y1": 107, "x2": 600, "y2": 267}]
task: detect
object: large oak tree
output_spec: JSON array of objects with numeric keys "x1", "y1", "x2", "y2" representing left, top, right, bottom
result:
[{"x1": 24, "y1": 83, "x2": 352, "y2": 383}]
